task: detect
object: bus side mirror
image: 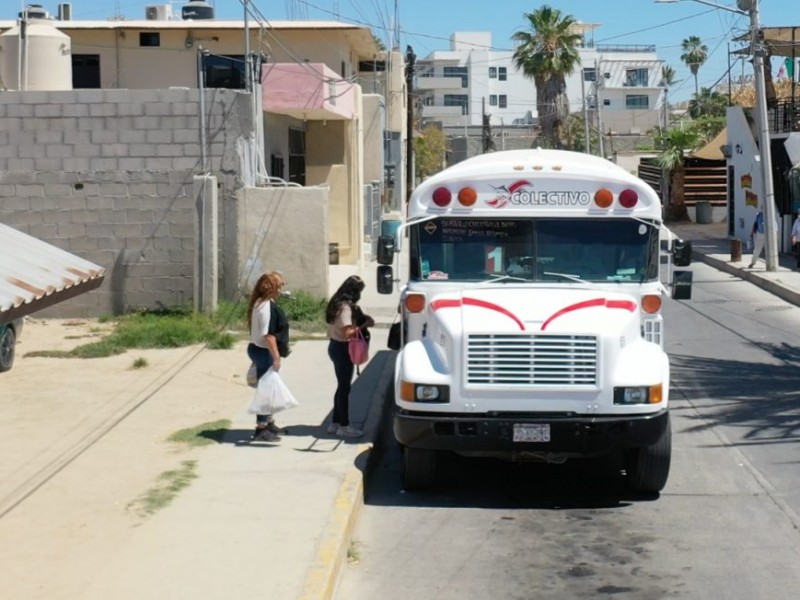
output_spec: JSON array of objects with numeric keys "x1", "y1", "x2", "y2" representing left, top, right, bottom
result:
[
  {"x1": 377, "y1": 265, "x2": 394, "y2": 294},
  {"x1": 671, "y1": 270, "x2": 693, "y2": 300},
  {"x1": 673, "y1": 239, "x2": 692, "y2": 267},
  {"x1": 377, "y1": 235, "x2": 395, "y2": 265}
]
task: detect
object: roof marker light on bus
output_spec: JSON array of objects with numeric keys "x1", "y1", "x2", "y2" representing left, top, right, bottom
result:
[
  {"x1": 432, "y1": 187, "x2": 452, "y2": 207},
  {"x1": 552, "y1": 165, "x2": 562, "y2": 171},
  {"x1": 594, "y1": 188, "x2": 614, "y2": 208},
  {"x1": 458, "y1": 187, "x2": 477, "y2": 207},
  {"x1": 513, "y1": 165, "x2": 524, "y2": 171},
  {"x1": 619, "y1": 189, "x2": 639, "y2": 208},
  {"x1": 532, "y1": 165, "x2": 543, "y2": 171}
]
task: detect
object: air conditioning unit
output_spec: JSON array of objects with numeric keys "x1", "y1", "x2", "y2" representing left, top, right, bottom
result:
[{"x1": 145, "y1": 4, "x2": 172, "y2": 20}]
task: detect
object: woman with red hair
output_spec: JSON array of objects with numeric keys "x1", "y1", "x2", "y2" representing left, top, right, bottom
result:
[{"x1": 246, "y1": 271, "x2": 286, "y2": 442}]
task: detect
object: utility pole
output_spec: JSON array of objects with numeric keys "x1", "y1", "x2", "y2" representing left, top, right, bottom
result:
[
  {"x1": 481, "y1": 97, "x2": 495, "y2": 153},
  {"x1": 243, "y1": 0, "x2": 251, "y2": 93},
  {"x1": 405, "y1": 45, "x2": 416, "y2": 202},
  {"x1": 747, "y1": 0, "x2": 778, "y2": 270},
  {"x1": 595, "y1": 59, "x2": 605, "y2": 158},
  {"x1": 580, "y1": 66, "x2": 591, "y2": 154}
]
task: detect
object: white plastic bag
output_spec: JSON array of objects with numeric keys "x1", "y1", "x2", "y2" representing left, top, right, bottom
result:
[{"x1": 248, "y1": 367, "x2": 299, "y2": 415}]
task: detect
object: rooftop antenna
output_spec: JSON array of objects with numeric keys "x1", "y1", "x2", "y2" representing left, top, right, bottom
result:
[{"x1": 393, "y1": 0, "x2": 400, "y2": 50}]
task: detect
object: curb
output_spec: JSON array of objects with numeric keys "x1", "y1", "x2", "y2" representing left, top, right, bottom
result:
[
  {"x1": 692, "y1": 251, "x2": 800, "y2": 309},
  {"x1": 297, "y1": 350, "x2": 396, "y2": 600}
]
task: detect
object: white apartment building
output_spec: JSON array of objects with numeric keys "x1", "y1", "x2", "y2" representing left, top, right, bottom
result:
[{"x1": 418, "y1": 30, "x2": 666, "y2": 136}]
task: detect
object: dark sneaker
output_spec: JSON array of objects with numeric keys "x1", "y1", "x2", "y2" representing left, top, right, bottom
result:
[
  {"x1": 266, "y1": 421, "x2": 285, "y2": 435},
  {"x1": 252, "y1": 427, "x2": 280, "y2": 442}
]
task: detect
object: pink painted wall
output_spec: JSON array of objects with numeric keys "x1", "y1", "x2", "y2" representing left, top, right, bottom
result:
[{"x1": 261, "y1": 63, "x2": 355, "y2": 120}]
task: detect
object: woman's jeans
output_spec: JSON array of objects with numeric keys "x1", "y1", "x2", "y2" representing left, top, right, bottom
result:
[
  {"x1": 248, "y1": 343, "x2": 274, "y2": 424},
  {"x1": 328, "y1": 340, "x2": 354, "y2": 427}
]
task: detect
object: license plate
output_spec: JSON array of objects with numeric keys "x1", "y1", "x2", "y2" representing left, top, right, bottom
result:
[{"x1": 513, "y1": 423, "x2": 550, "y2": 443}]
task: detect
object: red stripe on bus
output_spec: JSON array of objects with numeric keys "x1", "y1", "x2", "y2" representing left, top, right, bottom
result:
[
  {"x1": 541, "y1": 298, "x2": 637, "y2": 331},
  {"x1": 430, "y1": 297, "x2": 526, "y2": 330}
]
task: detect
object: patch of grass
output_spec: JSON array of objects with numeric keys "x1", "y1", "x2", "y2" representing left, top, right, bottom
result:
[
  {"x1": 127, "y1": 460, "x2": 198, "y2": 518},
  {"x1": 167, "y1": 419, "x2": 231, "y2": 447},
  {"x1": 27, "y1": 294, "x2": 328, "y2": 361},
  {"x1": 131, "y1": 357, "x2": 148, "y2": 369}
]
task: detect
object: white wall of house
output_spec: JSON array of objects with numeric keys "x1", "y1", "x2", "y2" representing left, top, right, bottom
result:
[{"x1": 727, "y1": 105, "x2": 767, "y2": 244}]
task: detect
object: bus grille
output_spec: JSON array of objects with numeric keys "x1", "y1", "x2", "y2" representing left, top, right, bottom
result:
[{"x1": 466, "y1": 334, "x2": 598, "y2": 386}]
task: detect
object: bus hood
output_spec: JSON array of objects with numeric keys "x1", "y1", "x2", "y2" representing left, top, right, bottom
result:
[{"x1": 427, "y1": 287, "x2": 641, "y2": 336}]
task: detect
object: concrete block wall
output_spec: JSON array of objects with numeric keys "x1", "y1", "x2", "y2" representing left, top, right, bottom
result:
[{"x1": 0, "y1": 88, "x2": 252, "y2": 317}]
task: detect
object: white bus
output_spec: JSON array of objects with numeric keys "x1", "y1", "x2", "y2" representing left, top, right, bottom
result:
[{"x1": 376, "y1": 149, "x2": 693, "y2": 492}]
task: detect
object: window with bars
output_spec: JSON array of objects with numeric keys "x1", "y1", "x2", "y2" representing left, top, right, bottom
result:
[
  {"x1": 499, "y1": 95, "x2": 507, "y2": 108},
  {"x1": 489, "y1": 95, "x2": 498, "y2": 106},
  {"x1": 489, "y1": 67, "x2": 497, "y2": 79},
  {"x1": 498, "y1": 67, "x2": 507, "y2": 81}
]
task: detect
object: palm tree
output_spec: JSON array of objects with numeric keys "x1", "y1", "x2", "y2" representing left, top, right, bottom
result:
[
  {"x1": 656, "y1": 128, "x2": 701, "y2": 222},
  {"x1": 512, "y1": 6, "x2": 581, "y2": 148},
  {"x1": 660, "y1": 65, "x2": 676, "y2": 131},
  {"x1": 680, "y1": 36, "x2": 708, "y2": 98},
  {"x1": 688, "y1": 87, "x2": 728, "y2": 118}
]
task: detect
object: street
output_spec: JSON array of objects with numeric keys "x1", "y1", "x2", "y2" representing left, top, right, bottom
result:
[{"x1": 336, "y1": 261, "x2": 800, "y2": 599}]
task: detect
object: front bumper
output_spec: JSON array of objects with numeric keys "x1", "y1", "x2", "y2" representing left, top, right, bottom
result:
[{"x1": 394, "y1": 409, "x2": 669, "y2": 456}]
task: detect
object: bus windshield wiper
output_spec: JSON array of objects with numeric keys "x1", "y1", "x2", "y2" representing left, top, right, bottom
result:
[
  {"x1": 480, "y1": 274, "x2": 529, "y2": 284},
  {"x1": 542, "y1": 271, "x2": 597, "y2": 286}
]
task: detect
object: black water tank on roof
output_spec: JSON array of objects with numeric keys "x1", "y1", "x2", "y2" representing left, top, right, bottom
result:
[{"x1": 182, "y1": 1, "x2": 215, "y2": 20}]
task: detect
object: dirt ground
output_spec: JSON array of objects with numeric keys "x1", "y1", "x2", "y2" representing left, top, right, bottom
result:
[{"x1": 0, "y1": 318, "x2": 251, "y2": 600}]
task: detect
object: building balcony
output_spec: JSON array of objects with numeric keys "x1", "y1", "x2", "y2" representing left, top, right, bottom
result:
[
  {"x1": 420, "y1": 105, "x2": 465, "y2": 119},
  {"x1": 416, "y1": 76, "x2": 465, "y2": 91},
  {"x1": 595, "y1": 44, "x2": 656, "y2": 53}
]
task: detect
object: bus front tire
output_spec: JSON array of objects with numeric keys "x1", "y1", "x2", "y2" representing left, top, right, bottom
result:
[
  {"x1": 401, "y1": 446, "x2": 437, "y2": 490},
  {"x1": 625, "y1": 414, "x2": 671, "y2": 493}
]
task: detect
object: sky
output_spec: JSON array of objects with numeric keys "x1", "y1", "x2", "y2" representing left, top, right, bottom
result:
[{"x1": 3, "y1": 0, "x2": 795, "y2": 103}]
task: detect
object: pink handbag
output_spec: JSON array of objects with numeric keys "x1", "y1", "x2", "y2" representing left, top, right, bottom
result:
[{"x1": 348, "y1": 328, "x2": 369, "y2": 366}]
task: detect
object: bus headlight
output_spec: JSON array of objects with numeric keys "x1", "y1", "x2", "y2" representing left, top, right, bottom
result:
[
  {"x1": 400, "y1": 381, "x2": 450, "y2": 403},
  {"x1": 614, "y1": 384, "x2": 662, "y2": 405}
]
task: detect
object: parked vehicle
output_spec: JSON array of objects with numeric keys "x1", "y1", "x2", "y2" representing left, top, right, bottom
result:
[
  {"x1": 0, "y1": 318, "x2": 24, "y2": 372},
  {"x1": 376, "y1": 149, "x2": 693, "y2": 492}
]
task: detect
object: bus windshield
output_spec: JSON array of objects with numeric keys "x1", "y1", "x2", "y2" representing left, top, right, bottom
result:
[{"x1": 409, "y1": 217, "x2": 660, "y2": 283}]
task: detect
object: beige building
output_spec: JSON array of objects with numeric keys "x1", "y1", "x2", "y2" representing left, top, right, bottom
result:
[{"x1": 0, "y1": 10, "x2": 407, "y2": 309}]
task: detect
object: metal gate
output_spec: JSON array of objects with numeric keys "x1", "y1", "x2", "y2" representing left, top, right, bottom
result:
[{"x1": 363, "y1": 180, "x2": 382, "y2": 261}]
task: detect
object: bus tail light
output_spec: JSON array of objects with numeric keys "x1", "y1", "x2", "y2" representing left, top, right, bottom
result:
[
  {"x1": 432, "y1": 187, "x2": 452, "y2": 207},
  {"x1": 594, "y1": 188, "x2": 613, "y2": 208},
  {"x1": 457, "y1": 187, "x2": 477, "y2": 206},
  {"x1": 405, "y1": 293, "x2": 426, "y2": 313},
  {"x1": 642, "y1": 294, "x2": 662, "y2": 314},
  {"x1": 619, "y1": 189, "x2": 639, "y2": 208}
]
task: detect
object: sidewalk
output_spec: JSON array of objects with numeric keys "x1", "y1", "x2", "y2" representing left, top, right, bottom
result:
[{"x1": 668, "y1": 221, "x2": 800, "y2": 308}]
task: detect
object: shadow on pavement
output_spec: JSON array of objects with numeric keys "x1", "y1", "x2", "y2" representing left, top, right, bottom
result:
[{"x1": 671, "y1": 351, "x2": 800, "y2": 443}]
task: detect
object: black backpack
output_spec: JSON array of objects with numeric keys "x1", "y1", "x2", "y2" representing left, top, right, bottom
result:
[{"x1": 268, "y1": 301, "x2": 291, "y2": 357}]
